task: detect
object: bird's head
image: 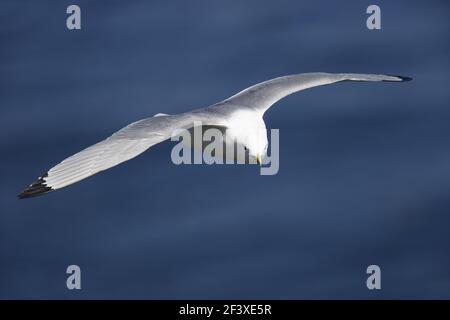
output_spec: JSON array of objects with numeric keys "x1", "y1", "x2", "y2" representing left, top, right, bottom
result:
[
  {"x1": 246, "y1": 134, "x2": 268, "y2": 165},
  {"x1": 230, "y1": 125, "x2": 268, "y2": 165},
  {"x1": 226, "y1": 109, "x2": 268, "y2": 165}
]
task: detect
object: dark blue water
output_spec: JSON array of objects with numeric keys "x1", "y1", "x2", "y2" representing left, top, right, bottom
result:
[{"x1": 1, "y1": 0, "x2": 449, "y2": 299}]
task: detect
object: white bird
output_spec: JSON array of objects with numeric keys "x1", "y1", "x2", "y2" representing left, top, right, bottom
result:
[{"x1": 19, "y1": 72, "x2": 411, "y2": 198}]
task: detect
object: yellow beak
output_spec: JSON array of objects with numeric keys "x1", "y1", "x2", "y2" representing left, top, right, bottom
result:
[{"x1": 256, "y1": 154, "x2": 262, "y2": 166}]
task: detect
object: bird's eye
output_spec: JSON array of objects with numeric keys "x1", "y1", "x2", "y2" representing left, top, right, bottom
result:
[{"x1": 244, "y1": 146, "x2": 248, "y2": 151}]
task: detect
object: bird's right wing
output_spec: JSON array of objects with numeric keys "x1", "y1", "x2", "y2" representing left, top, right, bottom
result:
[
  {"x1": 19, "y1": 112, "x2": 226, "y2": 198},
  {"x1": 223, "y1": 72, "x2": 411, "y2": 114}
]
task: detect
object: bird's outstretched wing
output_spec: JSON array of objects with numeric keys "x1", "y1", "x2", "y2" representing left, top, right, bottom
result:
[
  {"x1": 223, "y1": 72, "x2": 412, "y2": 113},
  {"x1": 19, "y1": 113, "x2": 226, "y2": 198}
]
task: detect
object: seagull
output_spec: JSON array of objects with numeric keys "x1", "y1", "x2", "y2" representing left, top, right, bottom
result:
[{"x1": 19, "y1": 72, "x2": 411, "y2": 198}]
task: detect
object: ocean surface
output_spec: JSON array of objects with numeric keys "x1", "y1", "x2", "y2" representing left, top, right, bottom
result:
[{"x1": 0, "y1": 0, "x2": 449, "y2": 298}]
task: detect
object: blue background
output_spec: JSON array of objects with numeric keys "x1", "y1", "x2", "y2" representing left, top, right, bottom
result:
[{"x1": 1, "y1": 0, "x2": 449, "y2": 299}]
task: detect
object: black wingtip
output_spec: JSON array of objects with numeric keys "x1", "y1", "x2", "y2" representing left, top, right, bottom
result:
[
  {"x1": 18, "y1": 173, "x2": 53, "y2": 199},
  {"x1": 384, "y1": 74, "x2": 413, "y2": 82},
  {"x1": 396, "y1": 75, "x2": 413, "y2": 82}
]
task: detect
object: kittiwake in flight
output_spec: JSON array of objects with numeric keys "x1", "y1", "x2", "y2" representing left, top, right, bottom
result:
[{"x1": 19, "y1": 72, "x2": 411, "y2": 198}]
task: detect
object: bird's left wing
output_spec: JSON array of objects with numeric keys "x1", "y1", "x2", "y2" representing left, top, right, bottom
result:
[
  {"x1": 19, "y1": 112, "x2": 225, "y2": 198},
  {"x1": 223, "y1": 72, "x2": 411, "y2": 114}
]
